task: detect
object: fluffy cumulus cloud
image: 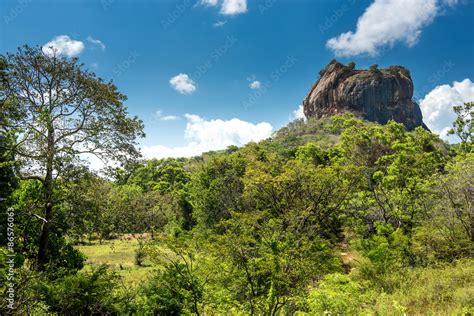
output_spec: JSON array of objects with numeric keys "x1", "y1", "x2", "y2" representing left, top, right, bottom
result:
[
  {"x1": 249, "y1": 80, "x2": 261, "y2": 90},
  {"x1": 142, "y1": 114, "x2": 273, "y2": 158},
  {"x1": 199, "y1": 0, "x2": 247, "y2": 15},
  {"x1": 420, "y1": 79, "x2": 474, "y2": 140},
  {"x1": 169, "y1": 73, "x2": 197, "y2": 94},
  {"x1": 290, "y1": 105, "x2": 306, "y2": 121},
  {"x1": 87, "y1": 36, "x2": 106, "y2": 50},
  {"x1": 326, "y1": 0, "x2": 459, "y2": 57},
  {"x1": 42, "y1": 35, "x2": 85, "y2": 57},
  {"x1": 220, "y1": 0, "x2": 247, "y2": 15}
]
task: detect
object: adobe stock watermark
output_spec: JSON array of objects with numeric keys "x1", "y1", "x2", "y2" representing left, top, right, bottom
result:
[
  {"x1": 192, "y1": 35, "x2": 238, "y2": 81},
  {"x1": 5, "y1": 207, "x2": 15, "y2": 310},
  {"x1": 101, "y1": 0, "x2": 117, "y2": 10},
  {"x1": 112, "y1": 51, "x2": 140, "y2": 78},
  {"x1": 161, "y1": 0, "x2": 193, "y2": 30},
  {"x1": 414, "y1": 60, "x2": 455, "y2": 100},
  {"x1": 319, "y1": 0, "x2": 356, "y2": 34},
  {"x1": 258, "y1": 0, "x2": 277, "y2": 15},
  {"x1": 3, "y1": 0, "x2": 32, "y2": 25},
  {"x1": 243, "y1": 56, "x2": 299, "y2": 110}
]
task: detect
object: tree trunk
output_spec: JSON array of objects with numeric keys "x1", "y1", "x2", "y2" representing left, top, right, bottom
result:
[
  {"x1": 470, "y1": 207, "x2": 474, "y2": 242},
  {"x1": 36, "y1": 198, "x2": 52, "y2": 271},
  {"x1": 36, "y1": 167, "x2": 53, "y2": 270},
  {"x1": 36, "y1": 124, "x2": 54, "y2": 271}
]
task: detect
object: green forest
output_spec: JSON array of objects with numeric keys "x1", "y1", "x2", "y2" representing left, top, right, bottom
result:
[{"x1": 0, "y1": 47, "x2": 473, "y2": 315}]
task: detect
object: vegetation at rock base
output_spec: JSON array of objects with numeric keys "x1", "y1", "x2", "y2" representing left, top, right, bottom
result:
[{"x1": 1, "y1": 47, "x2": 473, "y2": 315}]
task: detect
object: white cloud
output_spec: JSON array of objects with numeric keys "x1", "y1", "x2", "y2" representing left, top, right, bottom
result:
[
  {"x1": 199, "y1": 0, "x2": 219, "y2": 6},
  {"x1": 87, "y1": 36, "x2": 106, "y2": 50},
  {"x1": 81, "y1": 153, "x2": 107, "y2": 171},
  {"x1": 161, "y1": 115, "x2": 180, "y2": 121},
  {"x1": 420, "y1": 78, "x2": 474, "y2": 140},
  {"x1": 442, "y1": 0, "x2": 460, "y2": 7},
  {"x1": 249, "y1": 80, "x2": 261, "y2": 90},
  {"x1": 290, "y1": 105, "x2": 306, "y2": 121},
  {"x1": 221, "y1": 0, "x2": 247, "y2": 15},
  {"x1": 142, "y1": 114, "x2": 273, "y2": 158},
  {"x1": 326, "y1": 0, "x2": 459, "y2": 57},
  {"x1": 42, "y1": 35, "x2": 85, "y2": 57},
  {"x1": 213, "y1": 20, "x2": 227, "y2": 27},
  {"x1": 199, "y1": 0, "x2": 247, "y2": 16},
  {"x1": 155, "y1": 110, "x2": 180, "y2": 121},
  {"x1": 169, "y1": 73, "x2": 197, "y2": 94}
]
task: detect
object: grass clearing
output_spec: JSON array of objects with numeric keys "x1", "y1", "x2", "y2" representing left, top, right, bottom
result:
[
  {"x1": 76, "y1": 238, "x2": 155, "y2": 286},
  {"x1": 373, "y1": 259, "x2": 474, "y2": 315}
]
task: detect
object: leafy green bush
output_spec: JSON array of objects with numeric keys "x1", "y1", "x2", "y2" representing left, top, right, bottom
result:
[
  {"x1": 135, "y1": 238, "x2": 146, "y2": 266},
  {"x1": 369, "y1": 64, "x2": 380, "y2": 73},
  {"x1": 295, "y1": 142, "x2": 328, "y2": 165},
  {"x1": 356, "y1": 223, "x2": 411, "y2": 288},
  {"x1": 141, "y1": 262, "x2": 203, "y2": 315},
  {"x1": 188, "y1": 154, "x2": 246, "y2": 229},
  {"x1": 305, "y1": 273, "x2": 369, "y2": 315},
  {"x1": 40, "y1": 265, "x2": 120, "y2": 315}
]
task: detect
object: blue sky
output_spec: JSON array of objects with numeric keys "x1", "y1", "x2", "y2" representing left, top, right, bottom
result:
[{"x1": 1, "y1": 0, "x2": 473, "y2": 159}]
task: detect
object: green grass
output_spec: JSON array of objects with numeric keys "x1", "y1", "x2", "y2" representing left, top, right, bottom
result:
[
  {"x1": 76, "y1": 239, "x2": 155, "y2": 286},
  {"x1": 372, "y1": 259, "x2": 474, "y2": 315},
  {"x1": 305, "y1": 259, "x2": 474, "y2": 315}
]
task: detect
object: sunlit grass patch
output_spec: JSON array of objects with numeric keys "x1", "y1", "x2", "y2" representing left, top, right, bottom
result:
[{"x1": 76, "y1": 238, "x2": 155, "y2": 286}]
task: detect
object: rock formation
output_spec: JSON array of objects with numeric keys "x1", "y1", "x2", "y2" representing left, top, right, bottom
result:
[{"x1": 303, "y1": 60, "x2": 426, "y2": 130}]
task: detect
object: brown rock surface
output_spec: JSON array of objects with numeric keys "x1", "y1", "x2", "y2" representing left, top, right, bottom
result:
[{"x1": 303, "y1": 60, "x2": 425, "y2": 130}]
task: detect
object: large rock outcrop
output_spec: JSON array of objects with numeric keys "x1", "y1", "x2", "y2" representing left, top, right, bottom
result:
[{"x1": 303, "y1": 60, "x2": 425, "y2": 130}]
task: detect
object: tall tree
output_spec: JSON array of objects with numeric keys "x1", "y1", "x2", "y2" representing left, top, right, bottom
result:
[
  {"x1": 448, "y1": 101, "x2": 473, "y2": 153},
  {"x1": 0, "y1": 57, "x2": 18, "y2": 246},
  {"x1": 0, "y1": 46, "x2": 144, "y2": 270}
]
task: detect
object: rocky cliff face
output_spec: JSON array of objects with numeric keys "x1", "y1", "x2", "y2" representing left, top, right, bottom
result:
[{"x1": 303, "y1": 61, "x2": 425, "y2": 130}]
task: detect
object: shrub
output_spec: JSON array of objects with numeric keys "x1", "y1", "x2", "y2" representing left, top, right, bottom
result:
[
  {"x1": 387, "y1": 65, "x2": 411, "y2": 77},
  {"x1": 141, "y1": 262, "x2": 203, "y2": 315},
  {"x1": 369, "y1": 64, "x2": 381, "y2": 74},
  {"x1": 135, "y1": 238, "x2": 146, "y2": 266},
  {"x1": 295, "y1": 143, "x2": 328, "y2": 165},
  {"x1": 306, "y1": 273, "x2": 368, "y2": 315},
  {"x1": 40, "y1": 265, "x2": 120, "y2": 315}
]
